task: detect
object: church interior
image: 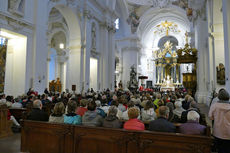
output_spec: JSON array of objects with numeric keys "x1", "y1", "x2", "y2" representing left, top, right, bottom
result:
[{"x1": 0, "y1": 0, "x2": 230, "y2": 153}]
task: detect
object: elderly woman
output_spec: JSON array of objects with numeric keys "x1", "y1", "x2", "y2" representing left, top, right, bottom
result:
[
  {"x1": 49, "y1": 102, "x2": 65, "y2": 123},
  {"x1": 209, "y1": 89, "x2": 230, "y2": 153},
  {"x1": 180, "y1": 111, "x2": 206, "y2": 135},
  {"x1": 64, "y1": 100, "x2": 81, "y2": 125},
  {"x1": 173, "y1": 100, "x2": 185, "y2": 120},
  {"x1": 124, "y1": 107, "x2": 145, "y2": 131},
  {"x1": 102, "y1": 106, "x2": 121, "y2": 128},
  {"x1": 141, "y1": 100, "x2": 156, "y2": 122}
]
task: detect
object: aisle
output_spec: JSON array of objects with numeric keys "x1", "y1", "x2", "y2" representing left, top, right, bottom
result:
[{"x1": 0, "y1": 133, "x2": 21, "y2": 153}]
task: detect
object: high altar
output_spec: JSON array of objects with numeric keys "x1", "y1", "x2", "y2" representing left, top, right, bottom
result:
[
  {"x1": 154, "y1": 33, "x2": 198, "y2": 92},
  {"x1": 155, "y1": 41, "x2": 181, "y2": 91}
]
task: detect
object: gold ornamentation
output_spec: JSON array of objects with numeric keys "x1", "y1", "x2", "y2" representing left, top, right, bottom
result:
[{"x1": 154, "y1": 20, "x2": 181, "y2": 36}]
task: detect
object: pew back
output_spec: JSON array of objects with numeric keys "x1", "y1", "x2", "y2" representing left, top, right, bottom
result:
[
  {"x1": 0, "y1": 104, "x2": 13, "y2": 138},
  {"x1": 21, "y1": 120, "x2": 212, "y2": 153}
]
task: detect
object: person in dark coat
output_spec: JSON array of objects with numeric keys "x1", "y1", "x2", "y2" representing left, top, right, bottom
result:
[
  {"x1": 27, "y1": 100, "x2": 49, "y2": 121},
  {"x1": 149, "y1": 106, "x2": 176, "y2": 133},
  {"x1": 180, "y1": 111, "x2": 206, "y2": 135},
  {"x1": 103, "y1": 106, "x2": 121, "y2": 128}
]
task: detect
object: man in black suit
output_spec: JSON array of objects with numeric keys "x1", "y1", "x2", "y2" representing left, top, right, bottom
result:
[
  {"x1": 27, "y1": 100, "x2": 49, "y2": 121},
  {"x1": 149, "y1": 106, "x2": 176, "y2": 133}
]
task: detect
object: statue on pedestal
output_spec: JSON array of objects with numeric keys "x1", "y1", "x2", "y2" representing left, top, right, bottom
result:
[
  {"x1": 127, "y1": 65, "x2": 138, "y2": 91},
  {"x1": 216, "y1": 63, "x2": 225, "y2": 85}
]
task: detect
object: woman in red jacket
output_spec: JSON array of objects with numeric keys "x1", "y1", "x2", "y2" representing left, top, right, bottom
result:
[{"x1": 124, "y1": 107, "x2": 145, "y2": 131}]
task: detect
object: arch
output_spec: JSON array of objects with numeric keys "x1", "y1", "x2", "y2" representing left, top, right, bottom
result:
[
  {"x1": 47, "y1": 3, "x2": 82, "y2": 91},
  {"x1": 158, "y1": 35, "x2": 178, "y2": 48},
  {"x1": 138, "y1": 6, "x2": 190, "y2": 51}
]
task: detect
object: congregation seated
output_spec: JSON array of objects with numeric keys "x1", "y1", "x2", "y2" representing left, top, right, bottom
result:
[
  {"x1": 173, "y1": 100, "x2": 185, "y2": 122},
  {"x1": 179, "y1": 111, "x2": 206, "y2": 135},
  {"x1": 95, "y1": 100, "x2": 106, "y2": 117},
  {"x1": 182, "y1": 94, "x2": 193, "y2": 110},
  {"x1": 122, "y1": 101, "x2": 140, "y2": 120},
  {"x1": 11, "y1": 98, "x2": 22, "y2": 108},
  {"x1": 123, "y1": 107, "x2": 145, "y2": 131},
  {"x1": 82, "y1": 100, "x2": 103, "y2": 127},
  {"x1": 181, "y1": 101, "x2": 206, "y2": 125},
  {"x1": 102, "y1": 106, "x2": 122, "y2": 128},
  {"x1": 48, "y1": 102, "x2": 65, "y2": 123},
  {"x1": 75, "y1": 99, "x2": 88, "y2": 117},
  {"x1": 141, "y1": 100, "x2": 156, "y2": 122},
  {"x1": 27, "y1": 100, "x2": 49, "y2": 121},
  {"x1": 149, "y1": 106, "x2": 176, "y2": 133},
  {"x1": 165, "y1": 102, "x2": 175, "y2": 122},
  {"x1": 64, "y1": 100, "x2": 81, "y2": 125}
]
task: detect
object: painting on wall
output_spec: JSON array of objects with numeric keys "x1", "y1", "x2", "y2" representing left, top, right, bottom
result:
[{"x1": 0, "y1": 37, "x2": 7, "y2": 93}]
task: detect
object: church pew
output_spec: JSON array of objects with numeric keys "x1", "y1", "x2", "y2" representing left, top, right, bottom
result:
[
  {"x1": 9, "y1": 108, "x2": 27, "y2": 122},
  {"x1": 0, "y1": 104, "x2": 13, "y2": 138},
  {"x1": 21, "y1": 120, "x2": 212, "y2": 153}
]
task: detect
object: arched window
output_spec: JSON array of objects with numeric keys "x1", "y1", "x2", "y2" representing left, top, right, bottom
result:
[
  {"x1": 49, "y1": 48, "x2": 56, "y2": 81},
  {"x1": 115, "y1": 18, "x2": 120, "y2": 30}
]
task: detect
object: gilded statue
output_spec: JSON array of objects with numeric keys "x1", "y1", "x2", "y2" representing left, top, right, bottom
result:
[{"x1": 216, "y1": 63, "x2": 225, "y2": 85}]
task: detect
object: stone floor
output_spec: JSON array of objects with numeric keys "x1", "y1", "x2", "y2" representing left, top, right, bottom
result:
[
  {"x1": 0, "y1": 133, "x2": 21, "y2": 153},
  {"x1": 0, "y1": 104, "x2": 213, "y2": 153}
]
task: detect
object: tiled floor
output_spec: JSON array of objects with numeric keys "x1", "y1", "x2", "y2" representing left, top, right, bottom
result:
[{"x1": 0, "y1": 133, "x2": 21, "y2": 153}]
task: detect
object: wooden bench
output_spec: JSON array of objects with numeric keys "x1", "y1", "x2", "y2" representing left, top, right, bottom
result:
[
  {"x1": 21, "y1": 120, "x2": 212, "y2": 153},
  {"x1": 9, "y1": 108, "x2": 27, "y2": 122},
  {"x1": 0, "y1": 104, "x2": 13, "y2": 138}
]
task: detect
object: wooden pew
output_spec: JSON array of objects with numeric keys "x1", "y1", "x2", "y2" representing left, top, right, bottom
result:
[
  {"x1": 9, "y1": 108, "x2": 27, "y2": 122},
  {"x1": 0, "y1": 104, "x2": 13, "y2": 138},
  {"x1": 21, "y1": 120, "x2": 212, "y2": 153}
]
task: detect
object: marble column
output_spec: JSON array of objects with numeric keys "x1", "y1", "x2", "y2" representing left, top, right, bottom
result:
[
  {"x1": 100, "y1": 22, "x2": 109, "y2": 90},
  {"x1": 108, "y1": 26, "x2": 116, "y2": 90},
  {"x1": 222, "y1": 0, "x2": 230, "y2": 93},
  {"x1": 121, "y1": 36, "x2": 141, "y2": 89},
  {"x1": 174, "y1": 64, "x2": 177, "y2": 83},
  {"x1": 195, "y1": 17, "x2": 210, "y2": 103},
  {"x1": 32, "y1": 0, "x2": 49, "y2": 94}
]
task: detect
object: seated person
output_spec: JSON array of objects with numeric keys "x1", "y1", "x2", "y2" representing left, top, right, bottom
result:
[
  {"x1": 149, "y1": 106, "x2": 175, "y2": 133},
  {"x1": 141, "y1": 100, "x2": 156, "y2": 122},
  {"x1": 82, "y1": 101, "x2": 103, "y2": 127},
  {"x1": 103, "y1": 106, "x2": 121, "y2": 128},
  {"x1": 181, "y1": 101, "x2": 206, "y2": 125},
  {"x1": 11, "y1": 98, "x2": 22, "y2": 108},
  {"x1": 180, "y1": 111, "x2": 206, "y2": 135},
  {"x1": 95, "y1": 100, "x2": 106, "y2": 118},
  {"x1": 76, "y1": 99, "x2": 88, "y2": 117},
  {"x1": 27, "y1": 100, "x2": 49, "y2": 121},
  {"x1": 123, "y1": 107, "x2": 145, "y2": 131},
  {"x1": 122, "y1": 101, "x2": 140, "y2": 121},
  {"x1": 173, "y1": 101, "x2": 185, "y2": 120},
  {"x1": 49, "y1": 102, "x2": 65, "y2": 123},
  {"x1": 64, "y1": 100, "x2": 81, "y2": 125}
]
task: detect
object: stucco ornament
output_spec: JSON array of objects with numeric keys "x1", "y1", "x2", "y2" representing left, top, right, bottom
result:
[
  {"x1": 91, "y1": 23, "x2": 96, "y2": 51},
  {"x1": 8, "y1": 0, "x2": 25, "y2": 16},
  {"x1": 8, "y1": 0, "x2": 21, "y2": 11},
  {"x1": 127, "y1": 0, "x2": 153, "y2": 5}
]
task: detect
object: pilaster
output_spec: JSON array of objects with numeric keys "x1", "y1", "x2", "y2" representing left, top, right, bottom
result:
[{"x1": 222, "y1": 0, "x2": 230, "y2": 93}]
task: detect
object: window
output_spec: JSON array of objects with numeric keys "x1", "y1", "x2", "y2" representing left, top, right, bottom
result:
[
  {"x1": 115, "y1": 18, "x2": 120, "y2": 30},
  {"x1": 0, "y1": 37, "x2": 7, "y2": 46}
]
